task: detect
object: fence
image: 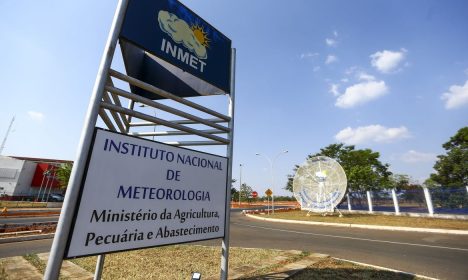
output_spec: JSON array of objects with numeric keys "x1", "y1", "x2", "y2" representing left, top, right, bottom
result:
[{"x1": 338, "y1": 186, "x2": 468, "y2": 216}]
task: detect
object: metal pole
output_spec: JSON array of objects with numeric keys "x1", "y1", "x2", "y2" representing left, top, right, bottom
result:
[
  {"x1": 41, "y1": 169, "x2": 52, "y2": 202},
  {"x1": 391, "y1": 188, "x2": 400, "y2": 215},
  {"x1": 93, "y1": 255, "x2": 106, "y2": 280},
  {"x1": 36, "y1": 170, "x2": 47, "y2": 202},
  {"x1": 238, "y1": 164, "x2": 242, "y2": 206},
  {"x1": 347, "y1": 193, "x2": 352, "y2": 211},
  {"x1": 272, "y1": 193, "x2": 275, "y2": 214},
  {"x1": 423, "y1": 187, "x2": 434, "y2": 216},
  {"x1": 0, "y1": 116, "x2": 15, "y2": 156},
  {"x1": 366, "y1": 191, "x2": 373, "y2": 213},
  {"x1": 45, "y1": 171, "x2": 57, "y2": 203},
  {"x1": 44, "y1": 1, "x2": 129, "y2": 279},
  {"x1": 220, "y1": 48, "x2": 236, "y2": 280},
  {"x1": 256, "y1": 151, "x2": 287, "y2": 215}
]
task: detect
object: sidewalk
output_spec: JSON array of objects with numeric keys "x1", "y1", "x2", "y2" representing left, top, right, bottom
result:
[
  {"x1": 0, "y1": 253, "x2": 93, "y2": 280},
  {"x1": 244, "y1": 212, "x2": 468, "y2": 235}
]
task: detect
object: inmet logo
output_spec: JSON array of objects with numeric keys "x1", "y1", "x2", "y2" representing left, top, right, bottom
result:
[
  {"x1": 119, "y1": 0, "x2": 232, "y2": 93},
  {"x1": 158, "y1": 10, "x2": 208, "y2": 73}
]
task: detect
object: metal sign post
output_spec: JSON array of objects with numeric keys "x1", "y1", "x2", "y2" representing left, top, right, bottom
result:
[
  {"x1": 44, "y1": 1, "x2": 235, "y2": 279},
  {"x1": 44, "y1": 1, "x2": 129, "y2": 279},
  {"x1": 220, "y1": 48, "x2": 235, "y2": 280}
]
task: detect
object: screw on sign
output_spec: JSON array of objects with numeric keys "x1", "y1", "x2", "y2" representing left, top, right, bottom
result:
[
  {"x1": 265, "y1": 188, "x2": 273, "y2": 197},
  {"x1": 251, "y1": 191, "x2": 258, "y2": 198}
]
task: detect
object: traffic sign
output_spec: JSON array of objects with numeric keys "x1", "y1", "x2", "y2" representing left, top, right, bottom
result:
[
  {"x1": 251, "y1": 191, "x2": 258, "y2": 198},
  {"x1": 265, "y1": 188, "x2": 272, "y2": 197}
]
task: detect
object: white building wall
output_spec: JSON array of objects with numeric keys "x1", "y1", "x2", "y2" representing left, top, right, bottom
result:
[
  {"x1": 15, "y1": 160, "x2": 38, "y2": 196},
  {"x1": 0, "y1": 156, "x2": 24, "y2": 196}
]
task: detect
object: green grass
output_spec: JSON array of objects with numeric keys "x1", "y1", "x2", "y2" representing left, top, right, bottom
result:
[{"x1": 263, "y1": 210, "x2": 468, "y2": 230}]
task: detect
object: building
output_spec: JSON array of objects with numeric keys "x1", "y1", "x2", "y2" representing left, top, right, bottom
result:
[{"x1": 0, "y1": 156, "x2": 72, "y2": 200}]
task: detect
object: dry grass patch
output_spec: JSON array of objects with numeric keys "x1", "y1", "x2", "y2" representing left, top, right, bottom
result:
[
  {"x1": 290, "y1": 258, "x2": 419, "y2": 280},
  {"x1": 0, "y1": 201, "x2": 47, "y2": 208},
  {"x1": 266, "y1": 210, "x2": 468, "y2": 230},
  {"x1": 23, "y1": 254, "x2": 46, "y2": 274},
  {"x1": 70, "y1": 245, "x2": 292, "y2": 280}
]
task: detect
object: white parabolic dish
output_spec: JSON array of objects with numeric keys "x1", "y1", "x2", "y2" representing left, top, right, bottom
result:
[{"x1": 292, "y1": 156, "x2": 347, "y2": 212}]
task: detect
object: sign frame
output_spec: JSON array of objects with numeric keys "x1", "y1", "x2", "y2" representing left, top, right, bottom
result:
[
  {"x1": 44, "y1": 0, "x2": 235, "y2": 279},
  {"x1": 64, "y1": 128, "x2": 229, "y2": 259},
  {"x1": 119, "y1": 0, "x2": 232, "y2": 94}
]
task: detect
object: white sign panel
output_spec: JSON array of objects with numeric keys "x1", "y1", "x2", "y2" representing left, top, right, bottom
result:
[{"x1": 66, "y1": 129, "x2": 228, "y2": 258}]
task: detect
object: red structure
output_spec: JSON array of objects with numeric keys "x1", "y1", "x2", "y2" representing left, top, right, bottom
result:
[{"x1": 31, "y1": 163, "x2": 60, "y2": 188}]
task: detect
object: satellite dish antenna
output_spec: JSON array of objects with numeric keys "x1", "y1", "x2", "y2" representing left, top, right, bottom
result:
[{"x1": 292, "y1": 156, "x2": 347, "y2": 216}]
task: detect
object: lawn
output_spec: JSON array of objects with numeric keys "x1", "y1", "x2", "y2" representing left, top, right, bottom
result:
[{"x1": 259, "y1": 210, "x2": 468, "y2": 230}]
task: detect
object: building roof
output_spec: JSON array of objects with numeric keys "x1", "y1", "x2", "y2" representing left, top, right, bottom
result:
[{"x1": 8, "y1": 156, "x2": 73, "y2": 165}]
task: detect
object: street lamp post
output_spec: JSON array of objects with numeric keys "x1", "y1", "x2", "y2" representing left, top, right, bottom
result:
[
  {"x1": 139, "y1": 103, "x2": 156, "y2": 140},
  {"x1": 238, "y1": 164, "x2": 242, "y2": 206},
  {"x1": 256, "y1": 150, "x2": 288, "y2": 214}
]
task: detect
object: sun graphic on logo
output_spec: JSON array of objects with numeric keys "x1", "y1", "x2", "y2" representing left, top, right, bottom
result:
[{"x1": 191, "y1": 24, "x2": 210, "y2": 48}]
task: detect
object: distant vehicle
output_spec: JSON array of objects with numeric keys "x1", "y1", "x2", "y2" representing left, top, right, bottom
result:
[{"x1": 46, "y1": 193, "x2": 65, "y2": 202}]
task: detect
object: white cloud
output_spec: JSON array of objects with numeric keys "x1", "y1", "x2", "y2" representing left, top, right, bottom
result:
[
  {"x1": 370, "y1": 49, "x2": 407, "y2": 73},
  {"x1": 358, "y1": 72, "x2": 376, "y2": 81},
  {"x1": 341, "y1": 78, "x2": 349, "y2": 83},
  {"x1": 300, "y1": 52, "x2": 319, "y2": 59},
  {"x1": 28, "y1": 111, "x2": 45, "y2": 122},
  {"x1": 441, "y1": 80, "x2": 468, "y2": 109},
  {"x1": 345, "y1": 66, "x2": 358, "y2": 76},
  {"x1": 313, "y1": 66, "x2": 321, "y2": 72},
  {"x1": 335, "y1": 125, "x2": 410, "y2": 145},
  {"x1": 329, "y1": 84, "x2": 340, "y2": 96},
  {"x1": 400, "y1": 150, "x2": 436, "y2": 163},
  {"x1": 326, "y1": 30, "x2": 339, "y2": 46},
  {"x1": 325, "y1": 55, "x2": 338, "y2": 64},
  {"x1": 335, "y1": 80, "x2": 388, "y2": 108},
  {"x1": 325, "y1": 38, "x2": 337, "y2": 47}
]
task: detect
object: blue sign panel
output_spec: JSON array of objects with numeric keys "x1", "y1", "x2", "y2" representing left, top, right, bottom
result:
[{"x1": 120, "y1": 0, "x2": 231, "y2": 93}]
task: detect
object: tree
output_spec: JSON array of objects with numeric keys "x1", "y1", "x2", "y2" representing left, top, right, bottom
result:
[
  {"x1": 285, "y1": 143, "x2": 392, "y2": 192},
  {"x1": 239, "y1": 183, "x2": 253, "y2": 202},
  {"x1": 390, "y1": 174, "x2": 421, "y2": 190},
  {"x1": 426, "y1": 127, "x2": 468, "y2": 209},
  {"x1": 428, "y1": 127, "x2": 468, "y2": 188},
  {"x1": 55, "y1": 163, "x2": 73, "y2": 190},
  {"x1": 231, "y1": 187, "x2": 239, "y2": 202}
]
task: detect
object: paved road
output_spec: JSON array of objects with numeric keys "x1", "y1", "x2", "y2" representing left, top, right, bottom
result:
[
  {"x1": 1, "y1": 211, "x2": 467, "y2": 279},
  {"x1": 227, "y1": 212, "x2": 468, "y2": 280}
]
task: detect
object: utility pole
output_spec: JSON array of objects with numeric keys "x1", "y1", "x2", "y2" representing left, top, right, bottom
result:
[
  {"x1": 238, "y1": 164, "x2": 242, "y2": 206},
  {"x1": 0, "y1": 116, "x2": 15, "y2": 155}
]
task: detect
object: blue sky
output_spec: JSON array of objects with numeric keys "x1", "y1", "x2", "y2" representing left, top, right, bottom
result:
[{"x1": 1, "y1": 0, "x2": 467, "y2": 196}]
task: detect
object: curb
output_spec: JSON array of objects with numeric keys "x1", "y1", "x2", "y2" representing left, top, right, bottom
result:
[
  {"x1": 0, "y1": 233, "x2": 54, "y2": 244},
  {"x1": 245, "y1": 214, "x2": 468, "y2": 235},
  {"x1": 332, "y1": 257, "x2": 438, "y2": 280}
]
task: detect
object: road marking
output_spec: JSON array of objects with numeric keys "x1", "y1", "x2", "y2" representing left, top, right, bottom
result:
[{"x1": 234, "y1": 223, "x2": 468, "y2": 252}]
